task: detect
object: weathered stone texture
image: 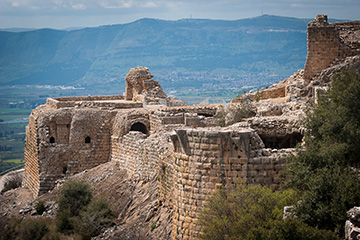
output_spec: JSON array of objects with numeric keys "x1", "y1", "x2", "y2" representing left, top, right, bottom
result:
[
  {"x1": 23, "y1": 114, "x2": 40, "y2": 196},
  {"x1": 125, "y1": 66, "x2": 186, "y2": 106},
  {"x1": 33, "y1": 108, "x2": 116, "y2": 194},
  {"x1": 304, "y1": 15, "x2": 360, "y2": 80},
  {"x1": 346, "y1": 207, "x2": 360, "y2": 240},
  {"x1": 170, "y1": 129, "x2": 289, "y2": 239}
]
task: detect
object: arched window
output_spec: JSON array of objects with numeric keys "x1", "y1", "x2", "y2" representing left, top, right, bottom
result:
[
  {"x1": 130, "y1": 122, "x2": 148, "y2": 135},
  {"x1": 85, "y1": 136, "x2": 91, "y2": 143},
  {"x1": 50, "y1": 137, "x2": 55, "y2": 143}
]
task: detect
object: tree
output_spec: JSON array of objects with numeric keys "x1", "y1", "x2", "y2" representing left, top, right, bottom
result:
[{"x1": 285, "y1": 70, "x2": 360, "y2": 234}]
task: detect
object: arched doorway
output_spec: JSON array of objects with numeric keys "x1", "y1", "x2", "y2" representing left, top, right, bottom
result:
[{"x1": 130, "y1": 122, "x2": 148, "y2": 135}]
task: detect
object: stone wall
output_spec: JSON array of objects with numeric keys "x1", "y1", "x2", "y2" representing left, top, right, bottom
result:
[
  {"x1": 304, "y1": 15, "x2": 360, "y2": 80},
  {"x1": 170, "y1": 129, "x2": 288, "y2": 239},
  {"x1": 23, "y1": 114, "x2": 40, "y2": 196},
  {"x1": 111, "y1": 129, "x2": 176, "y2": 206},
  {"x1": 23, "y1": 107, "x2": 117, "y2": 196}
]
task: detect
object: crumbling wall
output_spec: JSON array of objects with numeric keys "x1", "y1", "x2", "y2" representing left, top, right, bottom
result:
[
  {"x1": 304, "y1": 15, "x2": 360, "y2": 80},
  {"x1": 125, "y1": 66, "x2": 185, "y2": 106},
  {"x1": 170, "y1": 129, "x2": 288, "y2": 239},
  {"x1": 24, "y1": 107, "x2": 116, "y2": 197},
  {"x1": 23, "y1": 113, "x2": 40, "y2": 196}
]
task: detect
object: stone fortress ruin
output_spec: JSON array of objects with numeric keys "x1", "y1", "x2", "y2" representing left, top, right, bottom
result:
[{"x1": 22, "y1": 15, "x2": 360, "y2": 239}]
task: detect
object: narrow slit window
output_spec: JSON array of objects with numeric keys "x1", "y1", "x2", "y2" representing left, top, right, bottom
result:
[
  {"x1": 85, "y1": 136, "x2": 91, "y2": 143},
  {"x1": 50, "y1": 137, "x2": 55, "y2": 143}
]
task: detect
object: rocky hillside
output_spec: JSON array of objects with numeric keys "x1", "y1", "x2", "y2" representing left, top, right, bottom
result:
[{"x1": 0, "y1": 161, "x2": 173, "y2": 239}]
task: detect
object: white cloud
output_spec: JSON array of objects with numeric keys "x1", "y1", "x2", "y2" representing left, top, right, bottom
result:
[
  {"x1": 71, "y1": 3, "x2": 87, "y2": 9},
  {"x1": 143, "y1": 1, "x2": 157, "y2": 7},
  {"x1": 98, "y1": 0, "x2": 134, "y2": 9}
]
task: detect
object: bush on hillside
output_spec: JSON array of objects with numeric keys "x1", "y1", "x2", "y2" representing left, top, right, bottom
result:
[
  {"x1": 249, "y1": 217, "x2": 339, "y2": 240},
  {"x1": 57, "y1": 180, "x2": 92, "y2": 216},
  {"x1": 199, "y1": 183, "x2": 297, "y2": 240},
  {"x1": 56, "y1": 179, "x2": 113, "y2": 238},
  {"x1": 74, "y1": 197, "x2": 114, "y2": 240},
  {"x1": 2, "y1": 218, "x2": 49, "y2": 240},
  {"x1": 35, "y1": 200, "x2": 46, "y2": 215}
]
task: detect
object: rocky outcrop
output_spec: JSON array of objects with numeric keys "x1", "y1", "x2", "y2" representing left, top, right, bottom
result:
[{"x1": 346, "y1": 207, "x2": 360, "y2": 240}]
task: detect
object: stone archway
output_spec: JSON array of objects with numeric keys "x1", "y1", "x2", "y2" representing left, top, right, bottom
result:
[{"x1": 130, "y1": 122, "x2": 148, "y2": 135}]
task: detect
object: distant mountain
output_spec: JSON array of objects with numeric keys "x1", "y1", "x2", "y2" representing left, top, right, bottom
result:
[
  {"x1": 0, "y1": 15, "x2": 336, "y2": 90},
  {"x1": 0, "y1": 28, "x2": 37, "y2": 32}
]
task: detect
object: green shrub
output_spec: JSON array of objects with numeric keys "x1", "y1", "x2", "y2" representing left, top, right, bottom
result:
[
  {"x1": 2, "y1": 218, "x2": 49, "y2": 240},
  {"x1": 35, "y1": 200, "x2": 46, "y2": 215},
  {"x1": 56, "y1": 180, "x2": 92, "y2": 234},
  {"x1": 249, "y1": 217, "x2": 339, "y2": 240},
  {"x1": 74, "y1": 197, "x2": 114, "y2": 239},
  {"x1": 255, "y1": 88, "x2": 262, "y2": 102},
  {"x1": 292, "y1": 167, "x2": 360, "y2": 232},
  {"x1": 56, "y1": 208, "x2": 74, "y2": 233},
  {"x1": 199, "y1": 183, "x2": 297, "y2": 240},
  {"x1": 151, "y1": 221, "x2": 157, "y2": 232},
  {"x1": 57, "y1": 180, "x2": 92, "y2": 216},
  {"x1": 55, "y1": 180, "x2": 113, "y2": 238}
]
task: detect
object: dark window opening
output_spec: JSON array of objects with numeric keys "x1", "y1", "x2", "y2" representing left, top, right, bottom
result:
[
  {"x1": 198, "y1": 113, "x2": 214, "y2": 117},
  {"x1": 130, "y1": 122, "x2": 148, "y2": 135},
  {"x1": 259, "y1": 133, "x2": 303, "y2": 149},
  {"x1": 62, "y1": 166, "x2": 67, "y2": 174},
  {"x1": 85, "y1": 136, "x2": 91, "y2": 143},
  {"x1": 50, "y1": 137, "x2": 55, "y2": 143}
]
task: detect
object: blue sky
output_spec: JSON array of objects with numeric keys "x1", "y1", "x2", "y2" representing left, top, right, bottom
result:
[{"x1": 0, "y1": 0, "x2": 359, "y2": 29}]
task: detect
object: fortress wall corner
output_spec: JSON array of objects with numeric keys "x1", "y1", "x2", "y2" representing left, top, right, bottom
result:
[
  {"x1": 304, "y1": 15, "x2": 360, "y2": 80},
  {"x1": 304, "y1": 24, "x2": 341, "y2": 80},
  {"x1": 23, "y1": 113, "x2": 40, "y2": 197},
  {"x1": 170, "y1": 129, "x2": 287, "y2": 239}
]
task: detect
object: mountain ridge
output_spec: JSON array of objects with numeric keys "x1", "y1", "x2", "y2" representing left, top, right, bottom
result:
[{"x1": 0, "y1": 15, "x2": 344, "y2": 91}]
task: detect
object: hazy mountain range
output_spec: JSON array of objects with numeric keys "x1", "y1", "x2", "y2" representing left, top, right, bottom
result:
[{"x1": 0, "y1": 15, "x2": 342, "y2": 91}]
